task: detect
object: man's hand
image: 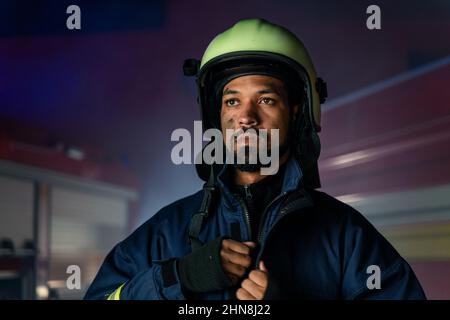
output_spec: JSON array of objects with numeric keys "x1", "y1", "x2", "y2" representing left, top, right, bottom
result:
[
  {"x1": 236, "y1": 261, "x2": 268, "y2": 300},
  {"x1": 177, "y1": 237, "x2": 257, "y2": 293},
  {"x1": 220, "y1": 239, "x2": 256, "y2": 285}
]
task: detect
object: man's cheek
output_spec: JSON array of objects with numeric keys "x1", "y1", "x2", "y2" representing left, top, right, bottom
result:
[{"x1": 221, "y1": 113, "x2": 233, "y2": 127}]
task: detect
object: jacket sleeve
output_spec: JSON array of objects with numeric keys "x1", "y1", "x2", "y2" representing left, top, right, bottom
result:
[
  {"x1": 84, "y1": 222, "x2": 186, "y2": 300},
  {"x1": 341, "y1": 208, "x2": 426, "y2": 300}
]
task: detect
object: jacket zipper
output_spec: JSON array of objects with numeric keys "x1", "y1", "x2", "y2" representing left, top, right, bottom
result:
[
  {"x1": 255, "y1": 190, "x2": 314, "y2": 264},
  {"x1": 237, "y1": 195, "x2": 252, "y2": 240},
  {"x1": 243, "y1": 185, "x2": 253, "y2": 200},
  {"x1": 237, "y1": 188, "x2": 290, "y2": 244}
]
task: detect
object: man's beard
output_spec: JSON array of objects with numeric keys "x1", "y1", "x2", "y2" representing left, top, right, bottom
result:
[{"x1": 232, "y1": 139, "x2": 290, "y2": 173}]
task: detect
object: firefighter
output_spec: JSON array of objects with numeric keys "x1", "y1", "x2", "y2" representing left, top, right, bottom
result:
[{"x1": 85, "y1": 18, "x2": 425, "y2": 300}]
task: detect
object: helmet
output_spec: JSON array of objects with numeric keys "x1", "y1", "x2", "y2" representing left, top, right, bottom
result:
[{"x1": 183, "y1": 18, "x2": 327, "y2": 188}]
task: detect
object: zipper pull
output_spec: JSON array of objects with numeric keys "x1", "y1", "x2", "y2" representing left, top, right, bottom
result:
[{"x1": 243, "y1": 185, "x2": 253, "y2": 200}]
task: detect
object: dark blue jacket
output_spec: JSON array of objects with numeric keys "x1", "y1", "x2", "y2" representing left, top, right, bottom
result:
[{"x1": 84, "y1": 157, "x2": 426, "y2": 300}]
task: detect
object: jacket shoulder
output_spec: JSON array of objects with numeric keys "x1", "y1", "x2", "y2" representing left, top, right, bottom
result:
[
  {"x1": 116, "y1": 190, "x2": 204, "y2": 257},
  {"x1": 134, "y1": 189, "x2": 204, "y2": 236},
  {"x1": 307, "y1": 189, "x2": 369, "y2": 223},
  {"x1": 307, "y1": 188, "x2": 402, "y2": 261},
  {"x1": 151, "y1": 189, "x2": 205, "y2": 223},
  {"x1": 305, "y1": 188, "x2": 389, "y2": 242}
]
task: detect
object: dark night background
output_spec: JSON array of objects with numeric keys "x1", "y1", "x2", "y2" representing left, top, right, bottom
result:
[{"x1": 1, "y1": 0, "x2": 450, "y2": 299}]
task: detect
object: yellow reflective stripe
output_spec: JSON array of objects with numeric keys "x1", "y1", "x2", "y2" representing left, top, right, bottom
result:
[{"x1": 107, "y1": 284, "x2": 125, "y2": 300}]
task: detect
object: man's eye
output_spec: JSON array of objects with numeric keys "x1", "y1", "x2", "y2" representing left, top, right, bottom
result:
[
  {"x1": 225, "y1": 99, "x2": 238, "y2": 106},
  {"x1": 261, "y1": 97, "x2": 275, "y2": 105}
]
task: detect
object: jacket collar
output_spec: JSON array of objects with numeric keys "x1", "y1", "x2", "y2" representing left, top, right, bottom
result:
[{"x1": 216, "y1": 156, "x2": 304, "y2": 209}]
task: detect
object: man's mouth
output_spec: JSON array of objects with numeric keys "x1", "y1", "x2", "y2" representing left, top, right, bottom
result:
[{"x1": 236, "y1": 131, "x2": 259, "y2": 147}]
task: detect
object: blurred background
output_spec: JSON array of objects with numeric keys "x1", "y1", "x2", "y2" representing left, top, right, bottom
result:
[{"x1": 0, "y1": 0, "x2": 449, "y2": 299}]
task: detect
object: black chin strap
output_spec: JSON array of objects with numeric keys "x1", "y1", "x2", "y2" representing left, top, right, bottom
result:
[{"x1": 188, "y1": 165, "x2": 216, "y2": 251}]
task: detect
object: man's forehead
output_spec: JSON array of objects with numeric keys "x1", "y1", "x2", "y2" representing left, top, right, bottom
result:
[{"x1": 222, "y1": 75, "x2": 285, "y2": 94}]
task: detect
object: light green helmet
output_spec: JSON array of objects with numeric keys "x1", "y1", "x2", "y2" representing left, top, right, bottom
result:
[
  {"x1": 183, "y1": 18, "x2": 327, "y2": 188},
  {"x1": 184, "y1": 18, "x2": 327, "y2": 131}
]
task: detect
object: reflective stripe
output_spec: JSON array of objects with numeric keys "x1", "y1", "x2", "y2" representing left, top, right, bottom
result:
[{"x1": 107, "y1": 284, "x2": 125, "y2": 300}]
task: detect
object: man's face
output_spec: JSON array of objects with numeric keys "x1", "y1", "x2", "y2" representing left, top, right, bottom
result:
[{"x1": 220, "y1": 74, "x2": 295, "y2": 169}]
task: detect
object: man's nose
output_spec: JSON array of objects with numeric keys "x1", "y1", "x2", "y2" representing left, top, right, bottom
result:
[{"x1": 238, "y1": 100, "x2": 259, "y2": 128}]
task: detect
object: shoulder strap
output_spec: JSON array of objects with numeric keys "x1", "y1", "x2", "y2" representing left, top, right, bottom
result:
[{"x1": 188, "y1": 165, "x2": 216, "y2": 251}]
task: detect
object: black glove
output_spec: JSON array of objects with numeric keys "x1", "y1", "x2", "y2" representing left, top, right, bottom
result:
[{"x1": 177, "y1": 236, "x2": 233, "y2": 293}]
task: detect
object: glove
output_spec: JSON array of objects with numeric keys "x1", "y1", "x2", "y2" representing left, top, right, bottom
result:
[{"x1": 177, "y1": 236, "x2": 233, "y2": 293}]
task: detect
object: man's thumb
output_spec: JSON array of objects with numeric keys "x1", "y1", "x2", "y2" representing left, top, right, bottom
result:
[
  {"x1": 259, "y1": 261, "x2": 268, "y2": 272},
  {"x1": 243, "y1": 241, "x2": 256, "y2": 249}
]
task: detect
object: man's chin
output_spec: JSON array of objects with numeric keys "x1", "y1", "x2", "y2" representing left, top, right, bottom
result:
[{"x1": 230, "y1": 143, "x2": 290, "y2": 173}]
